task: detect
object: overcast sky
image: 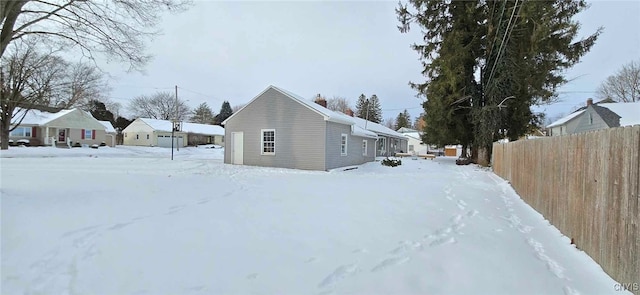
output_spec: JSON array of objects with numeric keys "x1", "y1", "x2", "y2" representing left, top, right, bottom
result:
[{"x1": 103, "y1": 0, "x2": 640, "y2": 125}]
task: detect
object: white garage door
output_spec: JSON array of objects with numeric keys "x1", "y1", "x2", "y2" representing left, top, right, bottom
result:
[{"x1": 157, "y1": 135, "x2": 184, "y2": 148}]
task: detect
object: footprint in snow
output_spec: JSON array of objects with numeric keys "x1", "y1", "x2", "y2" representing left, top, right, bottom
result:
[
  {"x1": 429, "y1": 236, "x2": 456, "y2": 247},
  {"x1": 318, "y1": 264, "x2": 359, "y2": 288},
  {"x1": 371, "y1": 256, "x2": 410, "y2": 272},
  {"x1": 246, "y1": 273, "x2": 258, "y2": 280},
  {"x1": 305, "y1": 257, "x2": 318, "y2": 264}
]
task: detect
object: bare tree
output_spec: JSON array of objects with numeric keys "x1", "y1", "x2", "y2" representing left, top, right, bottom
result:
[
  {"x1": 384, "y1": 117, "x2": 395, "y2": 130},
  {"x1": 232, "y1": 103, "x2": 246, "y2": 113},
  {"x1": 326, "y1": 96, "x2": 352, "y2": 114},
  {"x1": 596, "y1": 60, "x2": 640, "y2": 102},
  {"x1": 128, "y1": 92, "x2": 191, "y2": 121},
  {"x1": 0, "y1": 43, "x2": 68, "y2": 149},
  {"x1": 1, "y1": 0, "x2": 191, "y2": 71},
  {"x1": 55, "y1": 62, "x2": 111, "y2": 109}
]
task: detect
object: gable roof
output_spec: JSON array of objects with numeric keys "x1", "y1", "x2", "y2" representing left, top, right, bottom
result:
[
  {"x1": 402, "y1": 132, "x2": 422, "y2": 141},
  {"x1": 99, "y1": 121, "x2": 116, "y2": 133},
  {"x1": 17, "y1": 108, "x2": 76, "y2": 125},
  {"x1": 591, "y1": 105, "x2": 621, "y2": 127},
  {"x1": 597, "y1": 101, "x2": 640, "y2": 127},
  {"x1": 547, "y1": 110, "x2": 586, "y2": 128},
  {"x1": 397, "y1": 127, "x2": 419, "y2": 133},
  {"x1": 222, "y1": 85, "x2": 377, "y2": 138},
  {"x1": 137, "y1": 118, "x2": 225, "y2": 135}
]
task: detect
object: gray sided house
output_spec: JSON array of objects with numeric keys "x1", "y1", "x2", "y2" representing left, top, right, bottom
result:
[{"x1": 222, "y1": 86, "x2": 378, "y2": 171}]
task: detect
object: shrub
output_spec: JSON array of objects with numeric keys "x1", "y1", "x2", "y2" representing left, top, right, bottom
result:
[
  {"x1": 73, "y1": 142, "x2": 82, "y2": 148},
  {"x1": 100, "y1": 142, "x2": 106, "y2": 146},
  {"x1": 381, "y1": 157, "x2": 402, "y2": 167}
]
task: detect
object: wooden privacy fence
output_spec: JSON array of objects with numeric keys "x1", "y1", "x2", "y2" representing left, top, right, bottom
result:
[{"x1": 492, "y1": 126, "x2": 639, "y2": 290}]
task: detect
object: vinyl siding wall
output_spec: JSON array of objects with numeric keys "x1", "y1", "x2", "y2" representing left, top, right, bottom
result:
[
  {"x1": 224, "y1": 88, "x2": 327, "y2": 170},
  {"x1": 325, "y1": 121, "x2": 376, "y2": 170},
  {"x1": 550, "y1": 116, "x2": 583, "y2": 136},
  {"x1": 573, "y1": 108, "x2": 615, "y2": 133}
]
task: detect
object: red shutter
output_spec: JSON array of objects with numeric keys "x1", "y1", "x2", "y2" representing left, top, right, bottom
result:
[
  {"x1": 81, "y1": 129, "x2": 85, "y2": 139},
  {"x1": 92, "y1": 130, "x2": 96, "y2": 139},
  {"x1": 32, "y1": 127, "x2": 36, "y2": 138}
]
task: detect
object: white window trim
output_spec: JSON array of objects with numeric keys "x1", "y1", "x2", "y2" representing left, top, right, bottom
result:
[
  {"x1": 341, "y1": 133, "x2": 348, "y2": 156},
  {"x1": 10, "y1": 126, "x2": 31, "y2": 137},
  {"x1": 261, "y1": 129, "x2": 276, "y2": 155},
  {"x1": 362, "y1": 140, "x2": 367, "y2": 156}
]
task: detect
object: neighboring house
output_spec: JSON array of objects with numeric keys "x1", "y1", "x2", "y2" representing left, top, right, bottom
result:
[
  {"x1": 222, "y1": 85, "x2": 379, "y2": 171},
  {"x1": 99, "y1": 121, "x2": 117, "y2": 147},
  {"x1": 397, "y1": 127, "x2": 419, "y2": 133},
  {"x1": 122, "y1": 118, "x2": 225, "y2": 148},
  {"x1": 122, "y1": 118, "x2": 188, "y2": 148},
  {"x1": 350, "y1": 116, "x2": 408, "y2": 156},
  {"x1": 183, "y1": 123, "x2": 225, "y2": 146},
  {"x1": 403, "y1": 132, "x2": 429, "y2": 155},
  {"x1": 547, "y1": 99, "x2": 640, "y2": 136},
  {"x1": 8, "y1": 108, "x2": 106, "y2": 147},
  {"x1": 547, "y1": 109, "x2": 585, "y2": 136}
]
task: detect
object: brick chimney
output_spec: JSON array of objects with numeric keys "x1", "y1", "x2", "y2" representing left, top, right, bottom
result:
[
  {"x1": 314, "y1": 94, "x2": 327, "y2": 108},
  {"x1": 587, "y1": 98, "x2": 593, "y2": 106},
  {"x1": 345, "y1": 108, "x2": 354, "y2": 117}
]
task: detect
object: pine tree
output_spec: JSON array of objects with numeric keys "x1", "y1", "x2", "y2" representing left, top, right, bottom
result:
[
  {"x1": 88, "y1": 99, "x2": 115, "y2": 123},
  {"x1": 367, "y1": 95, "x2": 383, "y2": 123},
  {"x1": 397, "y1": 0, "x2": 600, "y2": 164},
  {"x1": 355, "y1": 94, "x2": 369, "y2": 119},
  {"x1": 190, "y1": 102, "x2": 215, "y2": 124},
  {"x1": 214, "y1": 101, "x2": 233, "y2": 125},
  {"x1": 395, "y1": 109, "x2": 412, "y2": 130}
]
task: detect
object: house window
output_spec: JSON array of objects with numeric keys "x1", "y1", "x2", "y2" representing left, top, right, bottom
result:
[
  {"x1": 146, "y1": 134, "x2": 150, "y2": 139},
  {"x1": 589, "y1": 113, "x2": 593, "y2": 125},
  {"x1": 341, "y1": 134, "x2": 348, "y2": 156},
  {"x1": 125, "y1": 133, "x2": 127, "y2": 137},
  {"x1": 362, "y1": 140, "x2": 367, "y2": 156},
  {"x1": 409, "y1": 144, "x2": 414, "y2": 152},
  {"x1": 261, "y1": 129, "x2": 275, "y2": 155},
  {"x1": 136, "y1": 134, "x2": 139, "y2": 140},
  {"x1": 378, "y1": 137, "x2": 386, "y2": 154},
  {"x1": 10, "y1": 127, "x2": 31, "y2": 137},
  {"x1": 84, "y1": 129, "x2": 92, "y2": 139}
]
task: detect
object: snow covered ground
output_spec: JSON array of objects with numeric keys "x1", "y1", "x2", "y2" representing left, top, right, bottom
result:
[{"x1": 0, "y1": 146, "x2": 628, "y2": 295}]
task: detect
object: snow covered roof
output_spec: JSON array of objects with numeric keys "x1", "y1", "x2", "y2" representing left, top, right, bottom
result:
[
  {"x1": 597, "y1": 102, "x2": 640, "y2": 127},
  {"x1": 99, "y1": 121, "x2": 116, "y2": 133},
  {"x1": 397, "y1": 127, "x2": 419, "y2": 133},
  {"x1": 402, "y1": 132, "x2": 422, "y2": 140},
  {"x1": 547, "y1": 110, "x2": 585, "y2": 128},
  {"x1": 547, "y1": 101, "x2": 640, "y2": 128},
  {"x1": 350, "y1": 116, "x2": 405, "y2": 139},
  {"x1": 270, "y1": 86, "x2": 356, "y2": 126},
  {"x1": 16, "y1": 108, "x2": 76, "y2": 125},
  {"x1": 222, "y1": 86, "x2": 377, "y2": 139},
  {"x1": 137, "y1": 118, "x2": 225, "y2": 135}
]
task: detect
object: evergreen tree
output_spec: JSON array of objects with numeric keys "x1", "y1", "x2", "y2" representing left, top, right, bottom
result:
[
  {"x1": 397, "y1": 0, "x2": 600, "y2": 164},
  {"x1": 190, "y1": 102, "x2": 215, "y2": 124},
  {"x1": 367, "y1": 94, "x2": 383, "y2": 123},
  {"x1": 395, "y1": 109, "x2": 413, "y2": 130},
  {"x1": 88, "y1": 99, "x2": 115, "y2": 123},
  {"x1": 355, "y1": 94, "x2": 369, "y2": 119},
  {"x1": 114, "y1": 116, "x2": 132, "y2": 131},
  {"x1": 214, "y1": 101, "x2": 233, "y2": 125}
]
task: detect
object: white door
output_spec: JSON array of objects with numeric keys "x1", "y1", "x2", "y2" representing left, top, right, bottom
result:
[{"x1": 231, "y1": 132, "x2": 243, "y2": 165}]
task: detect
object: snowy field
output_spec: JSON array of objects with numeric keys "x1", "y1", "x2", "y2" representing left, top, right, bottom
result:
[{"x1": 0, "y1": 146, "x2": 628, "y2": 295}]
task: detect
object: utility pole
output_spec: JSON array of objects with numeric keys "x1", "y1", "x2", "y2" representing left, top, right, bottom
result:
[
  {"x1": 176, "y1": 85, "x2": 180, "y2": 152},
  {"x1": 171, "y1": 85, "x2": 177, "y2": 160},
  {"x1": 364, "y1": 98, "x2": 370, "y2": 130}
]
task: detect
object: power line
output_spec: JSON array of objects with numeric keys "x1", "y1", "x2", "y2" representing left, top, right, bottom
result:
[
  {"x1": 485, "y1": 0, "x2": 522, "y2": 92},
  {"x1": 177, "y1": 87, "x2": 224, "y2": 102}
]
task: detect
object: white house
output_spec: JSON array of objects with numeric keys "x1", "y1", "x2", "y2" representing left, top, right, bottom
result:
[{"x1": 122, "y1": 118, "x2": 225, "y2": 148}]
